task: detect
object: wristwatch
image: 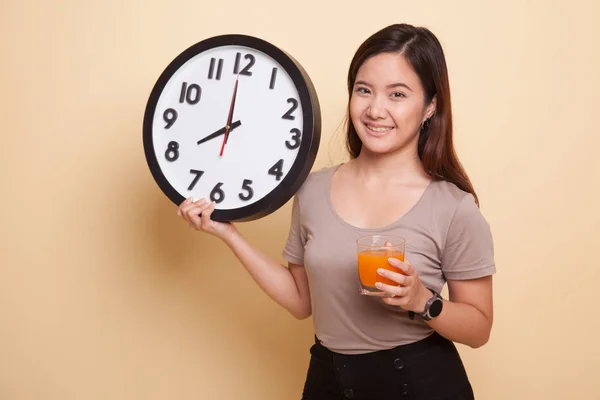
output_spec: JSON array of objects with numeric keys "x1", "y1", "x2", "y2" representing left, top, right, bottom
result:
[{"x1": 409, "y1": 288, "x2": 444, "y2": 321}]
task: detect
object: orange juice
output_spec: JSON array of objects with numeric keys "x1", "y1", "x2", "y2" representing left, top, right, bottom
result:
[{"x1": 358, "y1": 249, "x2": 405, "y2": 287}]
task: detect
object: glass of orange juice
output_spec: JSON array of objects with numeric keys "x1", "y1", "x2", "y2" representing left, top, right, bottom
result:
[{"x1": 357, "y1": 235, "x2": 405, "y2": 296}]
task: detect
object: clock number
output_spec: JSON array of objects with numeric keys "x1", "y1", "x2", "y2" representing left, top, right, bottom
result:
[
  {"x1": 286, "y1": 128, "x2": 302, "y2": 149},
  {"x1": 163, "y1": 108, "x2": 178, "y2": 129},
  {"x1": 282, "y1": 98, "x2": 298, "y2": 120},
  {"x1": 208, "y1": 58, "x2": 224, "y2": 80},
  {"x1": 210, "y1": 182, "x2": 225, "y2": 204},
  {"x1": 239, "y1": 179, "x2": 254, "y2": 201},
  {"x1": 188, "y1": 169, "x2": 204, "y2": 190},
  {"x1": 269, "y1": 68, "x2": 277, "y2": 90},
  {"x1": 165, "y1": 141, "x2": 179, "y2": 162},
  {"x1": 268, "y1": 159, "x2": 284, "y2": 181},
  {"x1": 179, "y1": 82, "x2": 201, "y2": 105},
  {"x1": 234, "y1": 53, "x2": 255, "y2": 76}
]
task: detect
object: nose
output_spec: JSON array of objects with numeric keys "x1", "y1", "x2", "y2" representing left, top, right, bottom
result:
[{"x1": 366, "y1": 95, "x2": 387, "y2": 119}]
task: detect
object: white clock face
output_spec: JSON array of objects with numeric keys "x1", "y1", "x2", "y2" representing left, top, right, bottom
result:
[{"x1": 151, "y1": 45, "x2": 304, "y2": 210}]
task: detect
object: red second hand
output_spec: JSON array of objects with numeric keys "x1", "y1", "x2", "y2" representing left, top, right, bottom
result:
[{"x1": 219, "y1": 75, "x2": 239, "y2": 157}]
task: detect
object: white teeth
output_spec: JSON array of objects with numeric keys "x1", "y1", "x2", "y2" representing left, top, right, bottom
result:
[{"x1": 367, "y1": 125, "x2": 392, "y2": 132}]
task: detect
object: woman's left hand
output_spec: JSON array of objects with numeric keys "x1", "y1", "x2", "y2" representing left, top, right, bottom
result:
[{"x1": 375, "y1": 259, "x2": 432, "y2": 313}]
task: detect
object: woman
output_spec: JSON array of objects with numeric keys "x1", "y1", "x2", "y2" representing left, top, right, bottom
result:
[{"x1": 177, "y1": 23, "x2": 495, "y2": 400}]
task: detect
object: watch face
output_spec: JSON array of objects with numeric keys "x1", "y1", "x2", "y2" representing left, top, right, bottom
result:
[
  {"x1": 143, "y1": 35, "x2": 320, "y2": 222},
  {"x1": 429, "y1": 299, "x2": 443, "y2": 318}
]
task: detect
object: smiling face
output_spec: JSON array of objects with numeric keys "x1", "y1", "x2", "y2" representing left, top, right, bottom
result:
[{"x1": 349, "y1": 52, "x2": 436, "y2": 156}]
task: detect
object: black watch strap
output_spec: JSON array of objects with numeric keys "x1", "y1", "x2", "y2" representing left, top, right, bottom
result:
[{"x1": 409, "y1": 288, "x2": 443, "y2": 321}]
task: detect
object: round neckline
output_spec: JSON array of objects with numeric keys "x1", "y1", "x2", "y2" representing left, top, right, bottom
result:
[{"x1": 325, "y1": 163, "x2": 435, "y2": 232}]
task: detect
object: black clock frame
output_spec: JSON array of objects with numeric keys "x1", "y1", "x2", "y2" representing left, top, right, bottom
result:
[{"x1": 143, "y1": 34, "x2": 321, "y2": 222}]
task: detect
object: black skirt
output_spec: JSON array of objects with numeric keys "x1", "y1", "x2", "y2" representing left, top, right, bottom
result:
[{"x1": 301, "y1": 332, "x2": 474, "y2": 400}]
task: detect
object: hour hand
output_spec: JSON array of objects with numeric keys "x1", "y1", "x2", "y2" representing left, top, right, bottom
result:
[{"x1": 197, "y1": 120, "x2": 242, "y2": 145}]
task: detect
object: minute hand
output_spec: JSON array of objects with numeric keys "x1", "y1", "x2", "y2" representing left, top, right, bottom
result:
[{"x1": 197, "y1": 120, "x2": 242, "y2": 145}]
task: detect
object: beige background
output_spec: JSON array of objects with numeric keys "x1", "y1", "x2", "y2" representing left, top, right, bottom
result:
[{"x1": 1, "y1": 0, "x2": 599, "y2": 399}]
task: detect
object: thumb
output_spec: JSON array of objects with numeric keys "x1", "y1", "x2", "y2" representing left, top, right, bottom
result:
[
  {"x1": 200, "y1": 202, "x2": 216, "y2": 230},
  {"x1": 384, "y1": 240, "x2": 395, "y2": 258}
]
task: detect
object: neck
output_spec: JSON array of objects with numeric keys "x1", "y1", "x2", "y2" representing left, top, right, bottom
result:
[{"x1": 350, "y1": 146, "x2": 430, "y2": 185}]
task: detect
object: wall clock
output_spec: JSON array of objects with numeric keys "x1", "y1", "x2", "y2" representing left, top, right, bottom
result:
[{"x1": 143, "y1": 34, "x2": 321, "y2": 222}]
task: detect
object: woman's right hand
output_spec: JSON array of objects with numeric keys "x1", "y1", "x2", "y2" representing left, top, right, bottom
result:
[{"x1": 177, "y1": 197, "x2": 236, "y2": 240}]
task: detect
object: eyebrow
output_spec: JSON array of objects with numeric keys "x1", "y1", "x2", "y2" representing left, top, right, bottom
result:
[{"x1": 355, "y1": 80, "x2": 413, "y2": 92}]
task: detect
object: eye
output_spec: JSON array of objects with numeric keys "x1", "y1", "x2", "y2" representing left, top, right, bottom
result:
[
  {"x1": 391, "y1": 92, "x2": 406, "y2": 98},
  {"x1": 355, "y1": 87, "x2": 371, "y2": 94}
]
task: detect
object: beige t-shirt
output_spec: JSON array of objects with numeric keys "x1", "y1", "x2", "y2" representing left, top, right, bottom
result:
[{"x1": 282, "y1": 164, "x2": 496, "y2": 355}]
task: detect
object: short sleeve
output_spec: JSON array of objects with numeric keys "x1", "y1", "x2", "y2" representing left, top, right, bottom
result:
[
  {"x1": 441, "y1": 194, "x2": 496, "y2": 280},
  {"x1": 282, "y1": 195, "x2": 306, "y2": 265}
]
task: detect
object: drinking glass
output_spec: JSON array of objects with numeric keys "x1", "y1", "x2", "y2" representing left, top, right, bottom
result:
[{"x1": 357, "y1": 234, "x2": 405, "y2": 296}]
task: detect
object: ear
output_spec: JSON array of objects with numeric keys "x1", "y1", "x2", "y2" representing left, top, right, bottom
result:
[{"x1": 424, "y1": 95, "x2": 437, "y2": 121}]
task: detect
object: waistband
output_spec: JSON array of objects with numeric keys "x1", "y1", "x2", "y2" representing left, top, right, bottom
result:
[{"x1": 313, "y1": 331, "x2": 452, "y2": 360}]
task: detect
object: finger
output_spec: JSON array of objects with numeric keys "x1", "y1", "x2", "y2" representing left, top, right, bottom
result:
[
  {"x1": 377, "y1": 268, "x2": 406, "y2": 285},
  {"x1": 401, "y1": 260, "x2": 416, "y2": 276},
  {"x1": 177, "y1": 197, "x2": 194, "y2": 216},
  {"x1": 184, "y1": 198, "x2": 209, "y2": 215},
  {"x1": 185, "y1": 201, "x2": 213, "y2": 219},
  {"x1": 383, "y1": 240, "x2": 394, "y2": 258},
  {"x1": 186, "y1": 208, "x2": 204, "y2": 229},
  {"x1": 185, "y1": 202, "x2": 213, "y2": 228},
  {"x1": 180, "y1": 198, "x2": 206, "y2": 220},
  {"x1": 382, "y1": 295, "x2": 409, "y2": 307},
  {"x1": 388, "y1": 258, "x2": 415, "y2": 276},
  {"x1": 201, "y1": 202, "x2": 216, "y2": 230},
  {"x1": 375, "y1": 282, "x2": 407, "y2": 297}
]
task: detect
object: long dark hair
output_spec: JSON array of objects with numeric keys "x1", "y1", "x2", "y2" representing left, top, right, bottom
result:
[{"x1": 345, "y1": 23, "x2": 479, "y2": 205}]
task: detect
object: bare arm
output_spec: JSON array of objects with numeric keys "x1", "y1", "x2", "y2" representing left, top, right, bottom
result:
[
  {"x1": 178, "y1": 197, "x2": 311, "y2": 320},
  {"x1": 378, "y1": 261, "x2": 494, "y2": 348},
  {"x1": 224, "y1": 230, "x2": 311, "y2": 319},
  {"x1": 424, "y1": 276, "x2": 493, "y2": 348}
]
